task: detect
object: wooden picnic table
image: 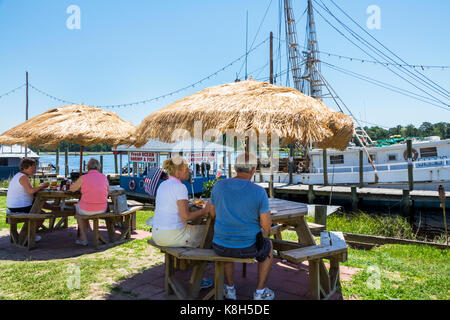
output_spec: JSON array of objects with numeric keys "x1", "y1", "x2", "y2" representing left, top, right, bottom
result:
[
  {"x1": 173, "y1": 197, "x2": 339, "y2": 299},
  {"x1": 7, "y1": 186, "x2": 144, "y2": 249}
]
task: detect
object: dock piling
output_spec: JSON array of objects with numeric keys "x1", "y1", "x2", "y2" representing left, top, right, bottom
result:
[
  {"x1": 114, "y1": 153, "x2": 118, "y2": 174},
  {"x1": 402, "y1": 189, "x2": 410, "y2": 216},
  {"x1": 359, "y1": 150, "x2": 363, "y2": 187},
  {"x1": 64, "y1": 149, "x2": 69, "y2": 178},
  {"x1": 55, "y1": 149, "x2": 60, "y2": 175},
  {"x1": 314, "y1": 205, "x2": 327, "y2": 227},
  {"x1": 351, "y1": 186, "x2": 359, "y2": 211},
  {"x1": 407, "y1": 139, "x2": 414, "y2": 191},
  {"x1": 322, "y1": 149, "x2": 328, "y2": 186},
  {"x1": 308, "y1": 185, "x2": 315, "y2": 204}
]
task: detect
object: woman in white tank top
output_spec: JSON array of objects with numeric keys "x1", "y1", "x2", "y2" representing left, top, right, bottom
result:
[
  {"x1": 6, "y1": 158, "x2": 51, "y2": 242},
  {"x1": 6, "y1": 158, "x2": 49, "y2": 211}
]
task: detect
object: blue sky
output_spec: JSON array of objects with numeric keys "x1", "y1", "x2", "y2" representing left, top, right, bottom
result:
[{"x1": 0, "y1": 0, "x2": 449, "y2": 134}]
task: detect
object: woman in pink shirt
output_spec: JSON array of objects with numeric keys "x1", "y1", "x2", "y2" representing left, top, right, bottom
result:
[{"x1": 70, "y1": 158, "x2": 109, "y2": 246}]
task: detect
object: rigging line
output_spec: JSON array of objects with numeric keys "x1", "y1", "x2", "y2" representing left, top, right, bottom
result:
[
  {"x1": 313, "y1": 0, "x2": 450, "y2": 103},
  {"x1": 319, "y1": 51, "x2": 450, "y2": 70},
  {"x1": 312, "y1": 64, "x2": 379, "y2": 171},
  {"x1": 312, "y1": 3, "x2": 450, "y2": 107},
  {"x1": 269, "y1": 36, "x2": 450, "y2": 69},
  {"x1": 325, "y1": 0, "x2": 450, "y2": 97},
  {"x1": 316, "y1": 0, "x2": 450, "y2": 100},
  {"x1": 237, "y1": 0, "x2": 274, "y2": 79},
  {"x1": 29, "y1": 38, "x2": 271, "y2": 109},
  {"x1": 322, "y1": 61, "x2": 450, "y2": 111},
  {"x1": 0, "y1": 84, "x2": 26, "y2": 100}
]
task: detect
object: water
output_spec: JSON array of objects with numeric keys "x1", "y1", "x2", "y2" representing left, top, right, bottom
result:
[{"x1": 38, "y1": 153, "x2": 129, "y2": 175}]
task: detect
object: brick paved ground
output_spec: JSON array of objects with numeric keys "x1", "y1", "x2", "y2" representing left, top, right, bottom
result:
[{"x1": 0, "y1": 226, "x2": 359, "y2": 300}]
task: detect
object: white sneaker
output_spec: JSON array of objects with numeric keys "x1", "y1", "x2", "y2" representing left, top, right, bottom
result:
[
  {"x1": 35, "y1": 235, "x2": 41, "y2": 242},
  {"x1": 253, "y1": 288, "x2": 275, "y2": 300},
  {"x1": 223, "y1": 286, "x2": 237, "y2": 300}
]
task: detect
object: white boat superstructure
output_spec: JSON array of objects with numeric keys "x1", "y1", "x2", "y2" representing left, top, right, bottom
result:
[{"x1": 256, "y1": 137, "x2": 450, "y2": 191}]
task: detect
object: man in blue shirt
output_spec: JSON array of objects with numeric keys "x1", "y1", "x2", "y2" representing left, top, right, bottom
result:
[{"x1": 210, "y1": 153, "x2": 274, "y2": 300}]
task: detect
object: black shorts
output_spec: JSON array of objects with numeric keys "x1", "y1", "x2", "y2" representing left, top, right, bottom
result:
[
  {"x1": 8, "y1": 205, "x2": 33, "y2": 213},
  {"x1": 212, "y1": 238, "x2": 272, "y2": 263}
]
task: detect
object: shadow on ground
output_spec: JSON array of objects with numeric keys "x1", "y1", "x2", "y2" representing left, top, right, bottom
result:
[
  {"x1": 105, "y1": 258, "x2": 356, "y2": 300},
  {"x1": 0, "y1": 225, "x2": 151, "y2": 261}
]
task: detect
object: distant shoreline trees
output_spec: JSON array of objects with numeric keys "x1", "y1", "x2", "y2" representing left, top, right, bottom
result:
[
  {"x1": 32, "y1": 142, "x2": 112, "y2": 153},
  {"x1": 363, "y1": 122, "x2": 449, "y2": 142}
]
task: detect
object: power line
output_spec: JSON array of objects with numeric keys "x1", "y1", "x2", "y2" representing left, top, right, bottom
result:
[
  {"x1": 0, "y1": 84, "x2": 26, "y2": 100},
  {"x1": 28, "y1": 38, "x2": 270, "y2": 109}
]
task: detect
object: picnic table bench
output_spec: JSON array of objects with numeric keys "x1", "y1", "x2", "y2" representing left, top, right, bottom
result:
[
  {"x1": 148, "y1": 197, "x2": 348, "y2": 300},
  {"x1": 279, "y1": 231, "x2": 347, "y2": 300},
  {"x1": 76, "y1": 205, "x2": 143, "y2": 248},
  {"x1": 148, "y1": 238, "x2": 256, "y2": 300},
  {"x1": 5, "y1": 186, "x2": 144, "y2": 250},
  {"x1": 6, "y1": 210, "x2": 76, "y2": 249}
]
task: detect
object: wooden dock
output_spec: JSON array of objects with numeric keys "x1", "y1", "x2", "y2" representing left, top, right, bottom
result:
[{"x1": 256, "y1": 183, "x2": 450, "y2": 209}]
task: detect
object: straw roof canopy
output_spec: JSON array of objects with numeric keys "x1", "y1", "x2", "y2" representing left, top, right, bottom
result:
[
  {"x1": 0, "y1": 105, "x2": 136, "y2": 150},
  {"x1": 134, "y1": 79, "x2": 354, "y2": 150}
]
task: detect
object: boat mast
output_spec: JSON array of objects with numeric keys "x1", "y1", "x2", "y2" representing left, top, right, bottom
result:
[
  {"x1": 283, "y1": 0, "x2": 303, "y2": 92},
  {"x1": 302, "y1": 0, "x2": 324, "y2": 100}
]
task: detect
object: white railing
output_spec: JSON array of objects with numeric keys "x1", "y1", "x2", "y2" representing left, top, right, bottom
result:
[{"x1": 310, "y1": 157, "x2": 450, "y2": 174}]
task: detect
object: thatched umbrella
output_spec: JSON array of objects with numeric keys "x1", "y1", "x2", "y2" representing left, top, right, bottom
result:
[
  {"x1": 0, "y1": 105, "x2": 136, "y2": 174},
  {"x1": 134, "y1": 79, "x2": 354, "y2": 150},
  {"x1": 134, "y1": 79, "x2": 354, "y2": 195}
]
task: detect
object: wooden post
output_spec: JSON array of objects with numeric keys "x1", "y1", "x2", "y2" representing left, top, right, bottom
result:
[
  {"x1": 438, "y1": 185, "x2": 448, "y2": 245},
  {"x1": 100, "y1": 155, "x2": 104, "y2": 173},
  {"x1": 407, "y1": 139, "x2": 414, "y2": 191},
  {"x1": 80, "y1": 145, "x2": 84, "y2": 174},
  {"x1": 359, "y1": 149, "x2": 363, "y2": 187},
  {"x1": 402, "y1": 189, "x2": 410, "y2": 217},
  {"x1": 351, "y1": 186, "x2": 358, "y2": 211},
  {"x1": 269, "y1": 145, "x2": 274, "y2": 198},
  {"x1": 65, "y1": 149, "x2": 69, "y2": 178},
  {"x1": 114, "y1": 153, "x2": 118, "y2": 174},
  {"x1": 308, "y1": 184, "x2": 315, "y2": 204},
  {"x1": 314, "y1": 205, "x2": 327, "y2": 226},
  {"x1": 323, "y1": 149, "x2": 328, "y2": 186},
  {"x1": 289, "y1": 144, "x2": 294, "y2": 185},
  {"x1": 55, "y1": 148, "x2": 60, "y2": 176}
]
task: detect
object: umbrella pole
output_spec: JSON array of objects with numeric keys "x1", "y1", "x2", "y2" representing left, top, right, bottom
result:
[
  {"x1": 269, "y1": 143, "x2": 274, "y2": 199},
  {"x1": 80, "y1": 145, "x2": 84, "y2": 174}
]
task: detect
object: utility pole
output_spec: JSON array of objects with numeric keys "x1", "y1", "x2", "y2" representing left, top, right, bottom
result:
[
  {"x1": 25, "y1": 71, "x2": 29, "y2": 157},
  {"x1": 245, "y1": 10, "x2": 249, "y2": 80}
]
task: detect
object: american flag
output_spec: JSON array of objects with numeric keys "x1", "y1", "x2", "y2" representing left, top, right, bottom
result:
[{"x1": 144, "y1": 168, "x2": 164, "y2": 197}]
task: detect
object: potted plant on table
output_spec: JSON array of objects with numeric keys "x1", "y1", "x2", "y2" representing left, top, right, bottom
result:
[{"x1": 201, "y1": 173, "x2": 223, "y2": 198}]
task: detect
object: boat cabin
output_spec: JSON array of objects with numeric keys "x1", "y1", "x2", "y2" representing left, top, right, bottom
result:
[
  {"x1": 0, "y1": 145, "x2": 39, "y2": 181},
  {"x1": 113, "y1": 139, "x2": 234, "y2": 198}
]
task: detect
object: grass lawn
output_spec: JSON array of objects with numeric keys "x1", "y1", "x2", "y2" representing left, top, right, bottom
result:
[{"x1": 0, "y1": 196, "x2": 448, "y2": 300}]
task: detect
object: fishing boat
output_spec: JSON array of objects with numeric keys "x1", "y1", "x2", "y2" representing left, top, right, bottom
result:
[
  {"x1": 255, "y1": 136, "x2": 450, "y2": 191},
  {"x1": 0, "y1": 144, "x2": 39, "y2": 180},
  {"x1": 113, "y1": 139, "x2": 234, "y2": 199}
]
